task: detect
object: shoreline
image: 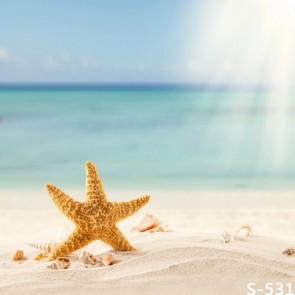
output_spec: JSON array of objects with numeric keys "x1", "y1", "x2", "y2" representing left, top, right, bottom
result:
[{"x1": 0, "y1": 189, "x2": 295, "y2": 209}]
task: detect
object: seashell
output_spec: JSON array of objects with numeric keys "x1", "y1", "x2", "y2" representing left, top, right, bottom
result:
[
  {"x1": 283, "y1": 248, "x2": 295, "y2": 256},
  {"x1": 12, "y1": 250, "x2": 24, "y2": 261},
  {"x1": 46, "y1": 257, "x2": 70, "y2": 270},
  {"x1": 220, "y1": 231, "x2": 231, "y2": 244},
  {"x1": 238, "y1": 224, "x2": 252, "y2": 238},
  {"x1": 78, "y1": 251, "x2": 97, "y2": 265},
  {"x1": 25, "y1": 242, "x2": 57, "y2": 254},
  {"x1": 102, "y1": 252, "x2": 114, "y2": 266},
  {"x1": 68, "y1": 261, "x2": 87, "y2": 270},
  {"x1": 132, "y1": 213, "x2": 160, "y2": 232},
  {"x1": 34, "y1": 252, "x2": 47, "y2": 261}
]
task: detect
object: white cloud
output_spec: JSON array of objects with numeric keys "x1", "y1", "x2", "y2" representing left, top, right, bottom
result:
[
  {"x1": 0, "y1": 48, "x2": 8, "y2": 60},
  {"x1": 0, "y1": 47, "x2": 25, "y2": 65}
]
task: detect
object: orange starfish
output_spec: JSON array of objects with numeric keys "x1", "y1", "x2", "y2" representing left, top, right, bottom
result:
[{"x1": 45, "y1": 161, "x2": 150, "y2": 261}]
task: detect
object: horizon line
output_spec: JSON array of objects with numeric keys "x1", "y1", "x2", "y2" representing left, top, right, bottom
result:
[{"x1": 0, "y1": 82, "x2": 271, "y2": 91}]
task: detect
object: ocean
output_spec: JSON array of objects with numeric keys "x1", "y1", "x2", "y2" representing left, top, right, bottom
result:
[{"x1": 0, "y1": 85, "x2": 295, "y2": 190}]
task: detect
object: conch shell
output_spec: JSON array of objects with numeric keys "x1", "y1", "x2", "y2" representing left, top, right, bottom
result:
[
  {"x1": 12, "y1": 250, "x2": 24, "y2": 262},
  {"x1": 132, "y1": 213, "x2": 160, "y2": 232},
  {"x1": 26, "y1": 242, "x2": 57, "y2": 254},
  {"x1": 46, "y1": 257, "x2": 70, "y2": 270},
  {"x1": 102, "y1": 252, "x2": 114, "y2": 266},
  {"x1": 78, "y1": 251, "x2": 97, "y2": 265}
]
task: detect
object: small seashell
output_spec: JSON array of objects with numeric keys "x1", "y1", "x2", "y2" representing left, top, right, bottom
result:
[
  {"x1": 132, "y1": 213, "x2": 159, "y2": 232},
  {"x1": 34, "y1": 252, "x2": 47, "y2": 261},
  {"x1": 12, "y1": 250, "x2": 24, "y2": 261},
  {"x1": 238, "y1": 224, "x2": 252, "y2": 237},
  {"x1": 46, "y1": 257, "x2": 70, "y2": 270},
  {"x1": 78, "y1": 251, "x2": 97, "y2": 265},
  {"x1": 220, "y1": 231, "x2": 231, "y2": 244},
  {"x1": 26, "y1": 242, "x2": 57, "y2": 254},
  {"x1": 102, "y1": 252, "x2": 114, "y2": 266},
  {"x1": 283, "y1": 248, "x2": 295, "y2": 256}
]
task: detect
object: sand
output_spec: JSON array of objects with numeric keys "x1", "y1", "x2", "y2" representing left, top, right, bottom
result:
[{"x1": 1, "y1": 190, "x2": 295, "y2": 295}]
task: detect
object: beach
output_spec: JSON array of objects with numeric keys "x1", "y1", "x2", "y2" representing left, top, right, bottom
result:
[{"x1": 1, "y1": 190, "x2": 295, "y2": 294}]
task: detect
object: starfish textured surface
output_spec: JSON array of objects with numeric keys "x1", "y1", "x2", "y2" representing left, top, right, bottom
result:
[{"x1": 45, "y1": 161, "x2": 150, "y2": 261}]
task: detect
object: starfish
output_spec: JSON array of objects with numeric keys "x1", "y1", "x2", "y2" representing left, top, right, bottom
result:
[{"x1": 45, "y1": 161, "x2": 150, "y2": 261}]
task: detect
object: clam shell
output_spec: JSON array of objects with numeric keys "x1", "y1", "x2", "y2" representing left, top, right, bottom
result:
[{"x1": 132, "y1": 213, "x2": 159, "y2": 232}]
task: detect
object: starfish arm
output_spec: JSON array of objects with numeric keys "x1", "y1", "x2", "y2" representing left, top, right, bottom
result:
[
  {"x1": 85, "y1": 161, "x2": 107, "y2": 203},
  {"x1": 45, "y1": 184, "x2": 81, "y2": 223},
  {"x1": 113, "y1": 195, "x2": 150, "y2": 222},
  {"x1": 100, "y1": 225, "x2": 136, "y2": 251},
  {"x1": 47, "y1": 228, "x2": 91, "y2": 261}
]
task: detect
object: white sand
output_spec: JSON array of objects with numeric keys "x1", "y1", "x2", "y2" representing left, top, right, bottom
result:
[{"x1": 1, "y1": 190, "x2": 295, "y2": 294}]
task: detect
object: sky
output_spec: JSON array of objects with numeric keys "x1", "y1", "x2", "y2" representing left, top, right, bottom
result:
[
  {"x1": 0, "y1": 0, "x2": 196, "y2": 83},
  {"x1": 0, "y1": 0, "x2": 295, "y2": 85}
]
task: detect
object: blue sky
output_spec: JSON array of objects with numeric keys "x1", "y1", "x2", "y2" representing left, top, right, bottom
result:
[
  {"x1": 0, "y1": 0, "x2": 294, "y2": 85},
  {"x1": 0, "y1": 0, "x2": 200, "y2": 83}
]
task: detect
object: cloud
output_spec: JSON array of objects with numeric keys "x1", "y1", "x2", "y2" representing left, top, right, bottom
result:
[
  {"x1": 0, "y1": 48, "x2": 8, "y2": 60},
  {"x1": 0, "y1": 47, "x2": 25, "y2": 65}
]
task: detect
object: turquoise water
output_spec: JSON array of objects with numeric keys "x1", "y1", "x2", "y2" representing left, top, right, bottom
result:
[{"x1": 1, "y1": 86, "x2": 295, "y2": 190}]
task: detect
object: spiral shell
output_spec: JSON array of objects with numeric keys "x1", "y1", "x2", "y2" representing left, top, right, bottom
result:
[
  {"x1": 132, "y1": 213, "x2": 160, "y2": 232},
  {"x1": 46, "y1": 257, "x2": 70, "y2": 270},
  {"x1": 78, "y1": 251, "x2": 97, "y2": 265},
  {"x1": 26, "y1": 242, "x2": 57, "y2": 254}
]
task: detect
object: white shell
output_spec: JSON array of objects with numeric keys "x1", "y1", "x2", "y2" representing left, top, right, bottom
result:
[
  {"x1": 26, "y1": 242, "x2": 57, "y2": 254},
  {"x1": 78, "y1": 251, "x2": 97, "y2": 265},
  {"x1": 238, "y1": 225, "x2": 252, "y2": 237},
  {"x1": 132, "y1": 213, "x2": 159, "y2": 232},
  {"x1": 46, "y1": 258, "x2": 70, "y2": 270},
  {"x1": 220, "y1": 231, "x2": 231, "y2": 243}
]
